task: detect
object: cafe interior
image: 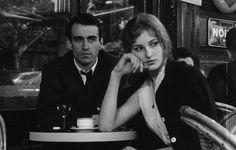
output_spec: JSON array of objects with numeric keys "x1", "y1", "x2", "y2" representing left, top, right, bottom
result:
[{"x1": 0, "y1": 0, "x2": 236, "y2": 150}]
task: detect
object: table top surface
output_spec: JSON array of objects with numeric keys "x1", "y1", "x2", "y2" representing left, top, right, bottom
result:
[{"x1": 29, "y1": 130, "x2": 137, "y2": 142}]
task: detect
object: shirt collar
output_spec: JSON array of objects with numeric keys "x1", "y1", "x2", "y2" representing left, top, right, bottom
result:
[{"x1": 73, "y1": 57, "x2": 98, "y2": 75}]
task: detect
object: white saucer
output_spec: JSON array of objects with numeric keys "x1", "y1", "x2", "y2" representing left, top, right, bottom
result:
[{"x1": 70, "y1": 126, "x2": 98, "y2": 131}]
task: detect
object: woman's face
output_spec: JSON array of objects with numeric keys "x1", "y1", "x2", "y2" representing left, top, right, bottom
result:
[{"x1": 130, "y1": 30, "x2": 164, "y2": 72}]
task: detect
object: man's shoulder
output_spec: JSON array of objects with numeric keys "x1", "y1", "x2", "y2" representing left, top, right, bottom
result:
[
  {"x1": 166, "y1": 59, "x2": 196, "y2": 74},
  {"x1": 228, "y1": 61, "x2": 236, "y2": 69},
  {"x1": 98, "y1": 50, "x2": 119, "y2": 66},
  {"x1": 208, "y1": 63, "x2": 227, "y2": 75},
  {"x1": 213, "y1": 63, "x2": 227, "y2": 69},
  {"x1": 166, "y1": 59, "x2": 203, "y2": 81},
  {"x1": 42, "y1": 51, "x2": 73, "y2": 72}
]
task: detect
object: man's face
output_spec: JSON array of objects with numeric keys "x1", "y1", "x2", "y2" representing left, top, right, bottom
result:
[{"x1": 71, "y1": 24, "x2": 101, "y2": 69}]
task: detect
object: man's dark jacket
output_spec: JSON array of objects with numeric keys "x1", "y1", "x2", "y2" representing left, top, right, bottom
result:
[
  {"x1": 207, "y1": 61, "x2": 236, "y2": 106},
  {"x1": 35, "y1": 50, "x2": 118, "y2": 130}
]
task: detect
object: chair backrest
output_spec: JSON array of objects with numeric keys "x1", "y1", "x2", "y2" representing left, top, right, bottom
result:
[
  {"x1": 215, "y1": 102, "x2": 236, "y2": 114},
  {"x1": 0, "y1": 114, "x2": 6, "y2": 150},
  {"x1": 197, "y1": 132, "x2": 215, "y2": 150},
  {"x1": 220, "y1": 109, "x2": 236, "y2": 135},
  {"x1": 180, "y1": 105, "x2": 236, "y2": 150}
]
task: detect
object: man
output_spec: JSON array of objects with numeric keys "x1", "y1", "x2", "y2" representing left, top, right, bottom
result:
[
  {"x1": 172, "y1": 47, "x2": 199, "y2": 68},
  {"x1": 207, "y1": 27, "x2": 236, "y2": 106},
  {"x1": 35, "y1": 13, "x2": 118, "y2": 131},
  {"x1": 172, "y1": 47, "x2": 207, "y2": 76}
]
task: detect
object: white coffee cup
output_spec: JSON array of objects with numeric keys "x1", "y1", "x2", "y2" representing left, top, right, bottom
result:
[{"x1": 77, "y1": 118, "x2": 94, "y2": 129}]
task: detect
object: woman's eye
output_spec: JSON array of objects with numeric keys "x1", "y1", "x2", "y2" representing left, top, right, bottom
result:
[
  {"x1": 150, "y1": 41, "x2": 159, "y2": 47},
  {"x1": 131, "y1": 46, "x2": 143, "y2": 52}
]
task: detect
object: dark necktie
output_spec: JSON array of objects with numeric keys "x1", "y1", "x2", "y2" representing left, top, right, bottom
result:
[{"x1": 80, "y1": 70, "x2": 92, "y2": 85}]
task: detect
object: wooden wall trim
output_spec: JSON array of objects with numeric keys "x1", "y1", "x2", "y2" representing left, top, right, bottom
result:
[{"x1": 177, "y1": 1, "x2": 200, "y2": 56}]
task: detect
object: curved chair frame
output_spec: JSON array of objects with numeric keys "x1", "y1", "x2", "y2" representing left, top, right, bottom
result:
[
  {"x1": 0, "y1": 115, "x2": 6, "y2": 150},
  {"x1": 180, "y1": 105, "x2": 236, "y2": 150},
  {"x1": 215, "y1": 102, "x2": 236, "y2": 114},
  {"x1": 220, "y1": 109, "x2": 236, "y2": 135}
]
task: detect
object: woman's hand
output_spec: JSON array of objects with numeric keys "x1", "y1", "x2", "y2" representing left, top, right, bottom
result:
[{"x1": 113, "y1": 53, "x2": 143, "y2": 77}]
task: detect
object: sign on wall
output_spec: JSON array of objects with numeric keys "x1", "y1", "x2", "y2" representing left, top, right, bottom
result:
[{"x1": 208, "y1": 18, "x2": 236, "y2": 48}]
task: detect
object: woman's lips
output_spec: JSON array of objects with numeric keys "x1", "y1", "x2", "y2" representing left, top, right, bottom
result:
[{"x1": 144, "y1": 60, "x2": 156, "y2": 65}]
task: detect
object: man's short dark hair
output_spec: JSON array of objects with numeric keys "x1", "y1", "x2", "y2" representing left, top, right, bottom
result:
[
  {"x1": 226, "y1": 27, "x2": 236, "y2": 51},
  {"x1": 172, "y1": 47, "x2": 200, "y2": 68},
  {"x1": 66, "y1": 13, "x2": 102, "y2": 41}
]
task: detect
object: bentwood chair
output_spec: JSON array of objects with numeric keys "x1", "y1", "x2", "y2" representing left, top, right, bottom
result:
[
  {"x1": 219, "y1": 109, "x2": 236, "y2": 135},
  {"x1": 180, "y1": 105, "x2": 236, "y2": 150},
  {"x1": 0, "y1": 114, "x2": 6, "y2": 150},
  {"x1": 215, "y1": 102, "x2": 236, "y2": 114},
  {"x1": 215, "y1": 102, "x2": 236, "y2": 126}
]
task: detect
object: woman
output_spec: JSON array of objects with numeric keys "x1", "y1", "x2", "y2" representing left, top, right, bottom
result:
[{"x1": 99, "y1": 13, "x2": 217, "y2": 150}]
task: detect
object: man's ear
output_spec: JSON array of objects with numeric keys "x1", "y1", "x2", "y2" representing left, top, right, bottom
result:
[
  {"x1": 226, "y1": 49, "x2": 232, "y2": 60},
  {"x1": 100, "y1": 37, "x2": 104, "y2": 45},
  {"x1": 67, "y1": 41, "x2": 72, "y2": 50}
]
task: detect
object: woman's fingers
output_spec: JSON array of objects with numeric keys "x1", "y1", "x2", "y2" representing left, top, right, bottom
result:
[
  {"x1": 130, "y1": 56, "x2": 139, "y2": 73},
  {"x1": 139, "y1": 61, "x2": 144, "y2": 72},
  {"x1": 113, "y1": 53, "x2": 143, "y2": 75},
  {"x1": 129, "y1": 54, "x2": 143, "y2": 73}
]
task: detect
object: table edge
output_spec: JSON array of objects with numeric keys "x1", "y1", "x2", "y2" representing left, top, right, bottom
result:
[{"x1": 29, "y1": 131, "x2": 137, "y2": 142}]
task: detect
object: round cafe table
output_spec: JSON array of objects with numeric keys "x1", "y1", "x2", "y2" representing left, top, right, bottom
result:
[{"x1": 29, "y1": 130, "x2": 137, "y2": 142}]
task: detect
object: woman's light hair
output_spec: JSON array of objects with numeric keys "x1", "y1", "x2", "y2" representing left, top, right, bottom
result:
[{"x1": 122, "y1": 13, "x2": 172, "y2": 59}]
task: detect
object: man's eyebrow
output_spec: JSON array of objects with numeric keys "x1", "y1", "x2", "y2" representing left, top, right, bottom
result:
[
  {"x1": 87, "y1": 35, "x2": 97, "y2": 39},
  {"x1": 72, "y1": 35, "x2": 97, "y2": 39},
  {"x1": 72, "y1": 36, "x2": 83, "y2": 39}
]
